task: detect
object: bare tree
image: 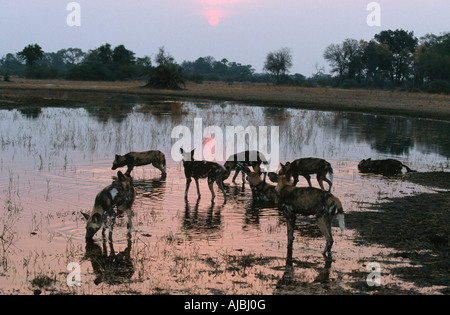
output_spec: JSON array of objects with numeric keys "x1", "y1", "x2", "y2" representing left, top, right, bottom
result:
[{"x1": 263, "y1": 47, "x2": 293, "y2": 84}]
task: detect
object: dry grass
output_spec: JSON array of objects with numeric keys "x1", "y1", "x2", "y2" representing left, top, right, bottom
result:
[{"x1": 1, "y1": 78, "x2": 450, "y2": 120}]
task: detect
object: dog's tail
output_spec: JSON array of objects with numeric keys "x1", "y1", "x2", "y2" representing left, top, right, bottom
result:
[
  {"x1": 402, "y1": 163, "x2": 416, "y2": 173},
  {"x1": 328, "y1": 168, "x2": 334, "y2": 185},
  {"x1": 258, "y1": 152, "x2": 270, "y2": 173},
  {"x1": 337, "y1": 212, "x2": 345, "y2": 234},
  {"x1": 330, "y1": 197, "x2": 345, "y2": 234}
]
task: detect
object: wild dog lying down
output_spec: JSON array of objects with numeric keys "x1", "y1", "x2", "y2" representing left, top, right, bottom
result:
[
  {"x1": 181, "y1": 148, "x2": 228, "y2": 201},
  {"x1": 112, "y1": 150, "x2": 166, "y2": 177},
  {"x1": 81, "y1": 171, "x2": 136, "y2": 240},
  {"x1": 224, "y1": 150, "x2": 269, "y2": 183},
  {"x1": 242, "y1": 166, "x2": 278, "y2": 203},
  {"x1": 279, "y1": 158, "x2": 334, "y2": 192},
  {"x1": 268, "y1": 172, "x2": 345, "y2": 257},
  {"x1": 358, "y1": 158, "x2": 416, "y2": 176}
]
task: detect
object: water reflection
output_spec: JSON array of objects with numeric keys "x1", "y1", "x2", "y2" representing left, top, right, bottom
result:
[
  {"x1": 183, "y1": 200, "x2": 223, "y2": 236},
  {"x1": 0, "y1": 99, "x2": 449, "y2": 294},
  {"x1": 84, "y1": 239, "x2": 134, "y2": 285}
]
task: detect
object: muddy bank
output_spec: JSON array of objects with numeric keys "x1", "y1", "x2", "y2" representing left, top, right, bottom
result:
[
  {"x1": 1, "y1": 79, "x2": 450, "y2": 121},
  {"x1": 344, "y1": 172, "x2": 450, "y2": 294}
]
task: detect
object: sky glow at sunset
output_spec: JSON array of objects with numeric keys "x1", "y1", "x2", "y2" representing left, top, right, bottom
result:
[{"x1": 0, "y1": 0, "x2": 449, "y2": 74}]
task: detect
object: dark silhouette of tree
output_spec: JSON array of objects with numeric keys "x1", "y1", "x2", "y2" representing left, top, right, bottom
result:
[
  {"x1": 323, "y1": 39, "x2": 363, "y2": 85},
  {"x1": 146, "y1": 47, "x2": 185, "y2": 89},
  {"x1": 374, "y1": 29, "x2": 418, "y2": 85},
  {"x1": 263, "y1": 48, "x2": 293, "y2": 84},
  {"x1": 17, "y1": 44, "x2": 44, "y2": 66}
]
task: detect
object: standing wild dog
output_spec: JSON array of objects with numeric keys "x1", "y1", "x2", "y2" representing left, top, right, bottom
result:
[
  {"x1": 242, "y1": 166, "x2": 278, "y2": 203},
  {"x1": 224, "y1": 150, "x2": 269, "y2": 183},
  {"x1": 180, "y1": 148, "x2": 228, "y2": 201},
  {"x1": 81, "y1": 171, "x2": 136, "y2": 240},
  {"x1": 268, "y1": 172, "x2": 345, "y2": 257},
  {"x1": 279, "y1": 158, "x2": 334, "y2": 192},
  {"x1": 358, "y1": 158, "x2": 416, "y2": 176},
  {"x1": 112, "y1": 150, "x2": 166, "y2": 177}
]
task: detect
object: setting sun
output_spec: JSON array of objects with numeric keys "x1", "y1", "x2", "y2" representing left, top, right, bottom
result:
[
  {"x1": 194, "y1": 0, "x2": 248, "y2": 26},
  {"x1": 208, "y1": 15, "x2": 220, "y2": 26}
]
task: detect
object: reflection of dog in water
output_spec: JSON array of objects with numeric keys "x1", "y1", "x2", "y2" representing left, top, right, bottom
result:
[{"x1": 84, "y1": 239, "x2": 134, "y2": 285}]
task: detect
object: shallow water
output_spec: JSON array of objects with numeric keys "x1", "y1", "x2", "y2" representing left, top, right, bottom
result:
[{"x1": 0, "y1": 99, "x2": 449, "y2": 294}]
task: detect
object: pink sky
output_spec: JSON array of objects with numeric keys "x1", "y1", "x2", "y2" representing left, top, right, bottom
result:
[{"x1": 1, "y1": 0, "x2": 449, "y2": 74}]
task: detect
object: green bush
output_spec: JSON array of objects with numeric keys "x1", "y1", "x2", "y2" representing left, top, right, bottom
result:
[
  {"x1": 424, "y1": 80, "x2": 450, "y2": 94},
  {"x1": 189, "y1": 73, "x2": 204, "y2": 84},
  {"x1": 66, "y1": 61, "x2": 115, "y2": 81},
  {"x1": 146, "y1": 64, "x2": 185, "y2": 89},
  {"x1": 341, "y1": 79, "x2": 360, "y2": 89}
]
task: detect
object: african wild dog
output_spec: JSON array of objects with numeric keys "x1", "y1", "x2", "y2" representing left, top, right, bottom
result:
[
  {"x1": 81, "y1": 171, "x2": 136, "y2": 240},
  {"x1": 112, "y1": 150, "x2": 166, "y2": 177},
  {"x1": 242, "y1": 166, "x2": 278, "y2": 203},
  {"x1": 224, "y1": 150, "x2": 269, "y2": 184},
  {"x1": 268, "y1": 172, "x2": 345, "y2": 257},
  {"x1": 180, "y1": 148, "x2": 228, "y2": 201},
  {"x1": 279, "y1": 158, "x2": 334, "y2": 192},
  {"x1": 358, "y1": 158, "x2": 416, "y2": 176}
]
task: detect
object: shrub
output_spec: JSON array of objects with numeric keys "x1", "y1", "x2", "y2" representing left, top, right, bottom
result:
[
  {"x1": 424, "y1": 80, "x2": 450, "y2": 94},
  {"x1": 146, "y1": 64, "x2": 185, "y2": 89}
]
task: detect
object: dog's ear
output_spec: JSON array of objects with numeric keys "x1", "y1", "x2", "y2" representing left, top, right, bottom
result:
[
  {"x1": 268, "y1": 172, "x2": 279, "y2": 183},
  {"x1": 262, "y1": 172, "x2": 267, "y2": 182},
  {"x1": 117, "y1": 171, "x2": 125, "y2": 181},
  {"x1": 81, "y1": 212, "x2": 90, "y2": 221},
  {"x1": 92, "y1": 213, "x2": 102, "y2": 224}
]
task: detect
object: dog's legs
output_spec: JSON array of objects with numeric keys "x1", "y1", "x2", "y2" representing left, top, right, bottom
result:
[
  {"x1": 324, "y1": 178, "x2": 333, "y2": 192},
  {"x1": 318, "y1": 173, "x2": 332, "y2": 191},
  {"x1": 317, "y1": 215, "x2": 333, "y2": 257},
  {"x1": 241, "y1": 170, "x2": 246, "y2": 183},
  {"x1": 304, "y1": 174, "x2": 313, "y2": 187},
  {"x1": 195, "y1": 178, "x2": 201, "y2": 199},
  {"x1": 207, "y1": 178, "x2": 216, "y2": 201},
  {"x1": 109, "y1": 212, "x2": 117, "y2": 240},
  {"x1": 317, "y1": 175, "x2": 326, "y2": 191},
  {"x1": 125, "y1": 166, "x2": 133, "y2": 177},
  {"x1": 185, "y1": 177, "x2": 192, "y2": 200},
  {"x1": 292, "y1": 174, "x2": 300, "y2": 186},
  {"x1": 102, "y1": 214, "x2": 108, "y2": 237},
  {"x1": 153, "y1": 162, "x2": 166, "y2": 177},
  {"x1": 215, "y1": 175, "x2": 226, "y2": 201},
  {"x1": 232, "y1": 169, "x2": 240, "y2": 183},
  {"x1": 284, "y1": 209, "x2": 296, "y2": 267},
  {"x1": 126, "y1": 209, "x2": 133, "y2": 239}
]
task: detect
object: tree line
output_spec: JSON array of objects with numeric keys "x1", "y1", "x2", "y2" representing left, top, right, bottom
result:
[
  {"x1": 323, "y1": 29, "x2": 449, "y2": 93},
  {"x1": 1, "y1": 28, "x2": 448, "y2": 93}
]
